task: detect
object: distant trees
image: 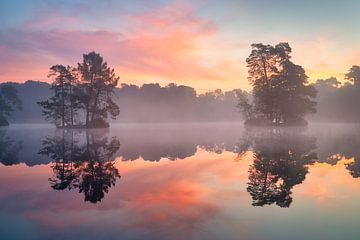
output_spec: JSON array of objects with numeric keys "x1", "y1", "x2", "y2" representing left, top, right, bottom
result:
[
  {"x1": 238, "y1": 43, "x2": 317, "y2": 126},
  {"x1": 38, "y1": 52, "x2": 120, "y2": 128},
  {"x1": 312, "y1": 72, "x2": 360, "y2": 122},
  {"x1": 0, "y1": 84, "x2": 22, "y2": 126},
  {"x1": 116, "y1": 83, "x2": 240, "y2": 122}
]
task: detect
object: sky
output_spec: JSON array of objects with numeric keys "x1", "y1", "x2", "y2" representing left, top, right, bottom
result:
[{"x1": 0, "y1": 0, "x2": 359, "y2": 92}]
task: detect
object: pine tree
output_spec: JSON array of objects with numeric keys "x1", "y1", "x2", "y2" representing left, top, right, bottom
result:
[
  {"x1": 38, "y1": 65, "x2": 78, "y2": 127},
  {"x1": 240, "y1": 43, "x2": 317, "y2": 126},
  {"x1": 77, "y1": 52, "x2": 120, "y2": 127}
]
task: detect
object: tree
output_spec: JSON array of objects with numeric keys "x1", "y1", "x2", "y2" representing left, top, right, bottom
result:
[
  {"x1": 38, "y1": 65, "x2": 79, "y2": 127},
  {"x1": 0, "y1": 84, "x2": 22, "y2": 126},
  {"x1": 77, "y1": 52, "x2": 120, "y2": 127},
  {"x1": 38, "y1": 52, "x2": 120, "y2": 128},
  {"x1": 277, "y1": 57, "x2": 317, "y2": 124},
  {"x1": 240, "y1": 43, "x2": 317, "y2": 126},
  {"x1": 345, "y1": 65, "x2": 360, "y2": 87}
]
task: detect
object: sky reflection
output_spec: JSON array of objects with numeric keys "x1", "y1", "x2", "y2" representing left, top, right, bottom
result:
[{"x1": 0, "y1": 123, "x2": 360, "y2": 239}]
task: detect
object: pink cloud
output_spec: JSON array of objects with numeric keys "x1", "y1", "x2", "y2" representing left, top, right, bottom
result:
[{"x1": 0, "y1": 1, "x2": 245, "y2": 90}]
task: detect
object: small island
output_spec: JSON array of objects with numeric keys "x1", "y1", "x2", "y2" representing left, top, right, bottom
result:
[
  {"x1": 237, "y1": 42, "x2": 317, "y2": 126},
  {"x1": 38, "y1": 52, "x2": 120, "y2": 128}
]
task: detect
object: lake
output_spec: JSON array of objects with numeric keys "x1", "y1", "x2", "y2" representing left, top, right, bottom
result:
[{"x1": 0, "y1": 123, "x2": 360, "y2": 240}]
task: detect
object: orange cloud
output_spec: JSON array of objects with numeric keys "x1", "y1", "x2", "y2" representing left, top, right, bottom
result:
[{"x1": 0, "y1": 1, "x2": 246, "y2": 92}]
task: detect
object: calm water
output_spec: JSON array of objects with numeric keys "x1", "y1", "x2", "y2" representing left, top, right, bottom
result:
[{"x1": 0, "y1": 123, "x2": 360, "y2": 240}]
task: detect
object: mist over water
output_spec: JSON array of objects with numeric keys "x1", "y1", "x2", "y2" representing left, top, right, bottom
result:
[{"x1": 1, "y1": 123, "x2": 360, "y2": 239}]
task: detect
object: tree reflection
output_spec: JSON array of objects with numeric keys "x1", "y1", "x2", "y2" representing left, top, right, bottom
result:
[
  {"x1": 239, "y1": 128, "x2": 317, "y2": 207},
  {"x1": 0, "y1": 130, "x2": 22, "y2": 166},
  {"x1": 39, "y1": 130, "x2": 121, "y2": 203},
  {"x1": 315, "y1": 127, "x2": 360, "y2": 179}
]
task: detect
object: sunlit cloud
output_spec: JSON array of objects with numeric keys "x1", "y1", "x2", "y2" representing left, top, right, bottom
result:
[
  {"x1": 0, "y1": 1, "x2": 246, "y2": 92},
  {"x1": 0, "y1": 0, "x2": 359, "y2": 91}
]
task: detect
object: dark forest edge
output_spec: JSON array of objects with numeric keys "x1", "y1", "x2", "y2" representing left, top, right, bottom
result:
[{"x1": 1, "y1": 43, "x2": 360, "y2": 126}]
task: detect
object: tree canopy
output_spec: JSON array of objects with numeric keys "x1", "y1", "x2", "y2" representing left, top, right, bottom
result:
[
  {"x1": 38, "y1": 52, "x2": 120, "y2": 128},
  {"x1": 345, "y1": 65, "x2": 360, "y2": 87},
  {"x1": 238, "y1": 43, "x2": 317, "y2": 126}
]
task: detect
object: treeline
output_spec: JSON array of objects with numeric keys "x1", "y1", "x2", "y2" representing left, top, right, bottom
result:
[
  {"x1": 2, "y1": 44, "x2": 360, "y2": 125},
  {"x1": 2, "y1": 80, "x2": 242, "y2": 123},
  {"x1": 117, "y1": 83, "x2": 241, "y2": 122},
  {"x1": 311, "y1": 66, "x2": 360, "y2": 122},
  {"x1": 4, "y1": 76, "x2": 360, "y2": 124}
]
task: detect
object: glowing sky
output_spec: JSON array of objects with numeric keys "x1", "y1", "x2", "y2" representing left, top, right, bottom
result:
[{"x1": 0, "y1": 0, "x2": 359, "y2": 92}]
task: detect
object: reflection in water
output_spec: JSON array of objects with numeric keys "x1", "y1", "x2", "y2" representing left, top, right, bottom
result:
[
  {"x1": 2, "y1": 124, "x2": 360, "y2": 207},
  {"x1": 347, "y1": 160, "x2": 360, "y2": 178},
  {"x1": 0, "y1": 129, "x2": 22, "y2": 166},
  {"x1": 39, "y1": 130, "x2": 121, "y2": 203},
  {"x1": 2, "y1": 124, "x2": 360, "y2": 239},
  {"x1": 315, "y1": 126, "x2": 360, "y2": 178},
  {"x1": 238, "y1": 128, "x2": 317, "y2": 207}
]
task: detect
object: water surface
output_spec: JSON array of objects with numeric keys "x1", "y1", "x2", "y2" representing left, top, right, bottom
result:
[{"x1": 0, "y1": 123, "x2": 360, "y2": 240}]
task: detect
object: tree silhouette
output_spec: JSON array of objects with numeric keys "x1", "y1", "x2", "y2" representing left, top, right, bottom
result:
[
  {"x1": 0, "y1": 84, "x2": 22, "y2": 126},
  {"x1": 346, "y1": 160, "x2": 360, "y2": 178},
  {"x1": 77, "y1": 52, "x2": 120, "y2": 128},
  {"x1": 345, "y1": 65, "x2": 360, "y2": 87},
  {"x1": 39, "y1": 130, "x2": 121, "y2": 203},
  {"x1": 238, "y1": 129, "x2": 317, "y2": 207},
  {"x1": 239, "y1": 43, "x2": 317, "y2": 126},
  {"x1": 38, "y1": 52, "x2": 120, "y2": 128},
  {"x1": 38, "y1": 65, "x2": 79, "y2": 127}
]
